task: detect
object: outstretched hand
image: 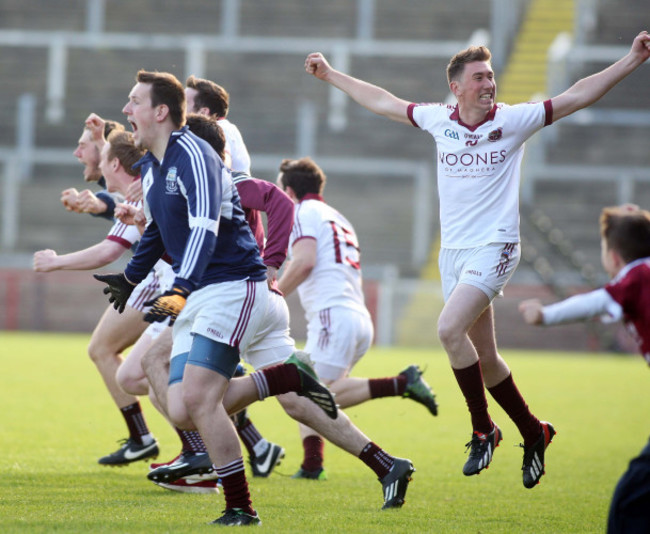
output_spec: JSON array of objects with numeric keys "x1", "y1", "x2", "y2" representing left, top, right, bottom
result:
[
  {"x1": 518, "y1": 299, "x2": 544, "y2": 325},
  {"x1": 305, "y1": 52, "x2": 333, "y2": 80},
  {"x1": 85, "y1": 113, "x2": 107, "y2": 149}
]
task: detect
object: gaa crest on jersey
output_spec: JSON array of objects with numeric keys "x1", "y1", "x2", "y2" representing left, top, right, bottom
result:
[
  {"x1": 165, "y1": 166, "x2": 179, "y2": 194},
  {"x1": 487, "y1": 128, "x2": 503, "y2": 142}
]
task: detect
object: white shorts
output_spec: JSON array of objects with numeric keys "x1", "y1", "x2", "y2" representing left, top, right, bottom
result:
[
  {"x1": 439, "y1": 242, "x2": 520, "y2": 302},
  {"x1": 241, "y1": 290, "x2": 295, "y2": 370},
  {"x1": 171, "y1": 279, "x2": 268, "y2": 358},
  {"x1": 305, "y1": 306, "x2": 374, "y2": 382},
  {"x1": 127, "y1": 268, "x2": 161, "y2": 312}
]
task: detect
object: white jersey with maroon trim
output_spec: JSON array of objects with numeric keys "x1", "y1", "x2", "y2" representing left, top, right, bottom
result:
[
  {"x1": 106, "y1": 200, "x2": 142, "y2": 249},
  {"x1": 289, "y1": 198, "x2": 369, "y2": 319},
  {"x1": 541, "y1": 258, "x2": 650, "y2": 365},
  {"x1": 408, "y1": 101, "x2": 552, "y2": 248},
  {"x1": 218, "y1": 118, "x2": 251, "y2": 174}
]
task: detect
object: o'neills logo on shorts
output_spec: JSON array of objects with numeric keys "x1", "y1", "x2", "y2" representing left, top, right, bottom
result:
[{"x1": 207, "y1": 327, "x2": 223, "y2": 339}]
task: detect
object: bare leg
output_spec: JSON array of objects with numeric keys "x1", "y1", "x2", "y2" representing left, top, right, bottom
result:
[
  {"x1": 116, "y1": 330, "x2": 156, "y2": 396},
  {"x1": 468, "y1": 305, "x2": 511, "y2": 387},
  {"x1": 88, "y1": 304, "x2": 148, "y2": 409},
  {"x1": 141, "y1": 327, "x2": 173, "y2": 415},
  {"x1": 326, "y1": 376, "x2": 371, "y2": 408},
  {"x1": 437, "y1": 284, "x2": 490, "y2": 369}
]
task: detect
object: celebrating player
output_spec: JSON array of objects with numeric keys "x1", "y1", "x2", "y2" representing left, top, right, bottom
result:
[
  {"x1": 519, "y1": 205, "x2": 650, "y2": 532},
  {"x1": 304, "y1": 30, "x2": 650, "y2": 488},
  {"x1": 62, "y1": 115, "x2": 124, "y2": 220},
  {"x1": 276, "y1": 156, "x2": 437, "y2": 480},
  {"x1": 97, "y1": 70, "x2": 338, "y2": 526},
  {"x1": 34, "y1": 126, "x2": 166, "y2": 466}
]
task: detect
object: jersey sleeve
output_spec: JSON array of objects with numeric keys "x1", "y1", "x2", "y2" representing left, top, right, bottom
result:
[
  {"x1": 407, "y1": 102, "x2": 446, "y2": 129},
  {"x1": 173, "y1": 145, "x2": 222, "y2": 293},
  {"x1": 542, "y1": 288, "x2": 623, "y2": 325},
  {"x1": 501, "y1": 100, "x2": 552, "y2": 139},
  {"x1": 291, "y1": 203, "x2": 320, "y2": 247},
  {"x1": 105, "y1": 200, "x2": 142, "y2": 249},
  {"x1": 236, "y1": 177, "x2": 294, "y2": 268},
  {"x1": 92, "y1": 190, "x2": 117, "y2": 220},
  {"x1": 604, "y1": 266, "x2": 642, "y2": 318}
]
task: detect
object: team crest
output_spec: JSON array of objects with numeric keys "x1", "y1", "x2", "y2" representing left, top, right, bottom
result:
[
  {"x1": 487, "y1": 128, "x2": 503, "y2": 142},
  {"x1": 165, "y1": 166, "x2": 179, "y2": 194}
]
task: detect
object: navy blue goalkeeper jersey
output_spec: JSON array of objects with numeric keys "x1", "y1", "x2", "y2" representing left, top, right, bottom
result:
[{"x1": 124, "y1": 126, "x2": 266, "y2": 293}]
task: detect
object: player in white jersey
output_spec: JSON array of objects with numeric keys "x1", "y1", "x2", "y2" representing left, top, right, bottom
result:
[
  {"x1": 304, "y1": 30, "x2": 650, "y2": 488},
  {"x1": 33, "y1": 126, "x2": 166, "y2": 466},
  {"x1": 185, "y1": 75, "x2": 251, "y2": 173},
  {"x1": 62, "y1": 115, "x2": 125, "y2": 220},
  {"x1": 519, "y1": 205, "x2": 650, "y2": 533},
  {"x1": 277, "y1": 157, "x2": 438, "y2": 480}
]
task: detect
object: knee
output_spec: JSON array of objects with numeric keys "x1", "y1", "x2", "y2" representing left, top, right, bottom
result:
[
  {"x1": 182, "y1": 386, "x2": 204, "y2": 420},
  {"x1": 167, "y1": 397, "x2": 193, "y2": 429},
  {"x1": 141, "y1": 349, "x2": 155, "y2": 375},
  {"x1": 115, "y1": 364, "x2": 146, "y2": 396},
  {"x1": 277, "y1": 393, "x2": 309, "y2": 422},
  {"x1": 437, "y1": 316, "x2": 463, "y2": 350},
  {"x1": 87, "y1": 338, "x2": 111, "y2": 364}
]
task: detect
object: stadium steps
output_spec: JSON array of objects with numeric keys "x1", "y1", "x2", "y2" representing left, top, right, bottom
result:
[
  {"x1": 393, "y1": 0, "x2": 575, "y2": 343},
  {"x1": 498, "y1": 0, "x2": 574, "y2": 104}
]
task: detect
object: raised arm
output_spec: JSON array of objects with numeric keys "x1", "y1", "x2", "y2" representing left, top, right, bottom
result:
[
  {"x1": 33, "y1": 239, "x2": 128, "y2": 272},
  {"x1": 305, "y1": 52, "x2": 412, "y2": 125},
  {"x1": 551, "y1": 30, "x2": 650, "y2": 122}
]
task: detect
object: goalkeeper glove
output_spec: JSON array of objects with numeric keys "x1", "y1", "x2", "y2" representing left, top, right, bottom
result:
[
  {"x1": 143, "y1": 286, "x2": 190, "y2": 325},
  {"x1": 93, "y1": 273, "x2": 136, "y2": 313}
]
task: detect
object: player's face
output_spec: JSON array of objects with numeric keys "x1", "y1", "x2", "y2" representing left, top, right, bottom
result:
[
  {"x1": 185, "y1": 87, "x2": 200, "y2": 113},
  {"x1": 73, "y1": 129, "x2": 101, "y2": 182},
  {"x1": 123, "y1": 82, "x2": 157, "y2": 151},
  {"x1": 600, "y1": 238, "x2": 620, "y2": 278},
  {"x1": 455, "y1": 61, "x2": 495, "y2": 112}
]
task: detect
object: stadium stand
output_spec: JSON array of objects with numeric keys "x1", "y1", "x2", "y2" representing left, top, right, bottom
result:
[{"x1": 0, "y1": 0, "x2": 647, "y2": 352}]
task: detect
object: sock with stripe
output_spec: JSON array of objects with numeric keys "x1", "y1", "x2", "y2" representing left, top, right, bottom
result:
[
  {"x1": 120, "y1": 402, "x2": 153, "y2": 445},
  {"x1": 359, "y1": 441, "x2": 395, "y2": 479},
  {"x1": 368, "y1": 375, "x2": 407, "y2": 398},
  {"x1": 236, "y1": 417, "x2": 269, "y2": 458},
  {"x1": 215, "y1": 457, "x2": 255, "y2": 515},
  {"x1": 250, "y1": 363, "x2": 301, "y2": 400},
  {"x1": 176, "y1": 428, "x2": 207, "y2": 453}
]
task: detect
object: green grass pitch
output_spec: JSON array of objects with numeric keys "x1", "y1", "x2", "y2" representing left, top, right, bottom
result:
[{"x1": 1, "y1": 331, "x2": 648, "y2": 533}]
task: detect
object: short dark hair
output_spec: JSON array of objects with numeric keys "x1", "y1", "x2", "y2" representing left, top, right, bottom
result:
[
  {"x1": 186, "y1": 75, "x2": 229, "y2": 118},
  {"x1": 185, "y1": 113, "x2": 226, "y2": 160},
  {"x1": 136, "y1": 70, "x2": 186, "y2": 128},
  {"x1": 446, "y1": 45, "x2": 492, "y2": 84},
  {"x1": 106, "y1": 130, "x2": 145, "y2": 178},
  {"x1": 600, "y1": 206, "x2": 650, "y2": 263},
  {"x1": 278, "y1": 157, "x2": 326, "y2": 200}
]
